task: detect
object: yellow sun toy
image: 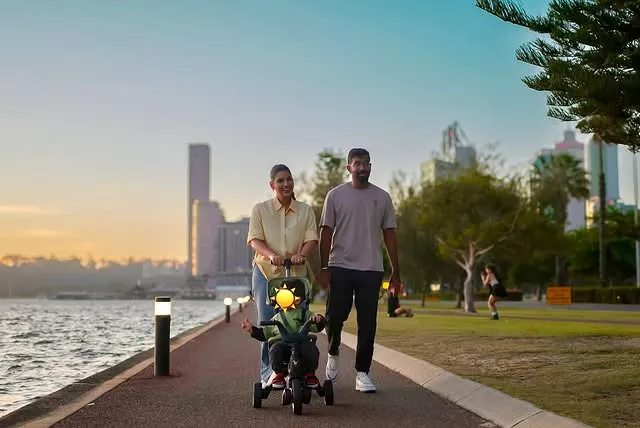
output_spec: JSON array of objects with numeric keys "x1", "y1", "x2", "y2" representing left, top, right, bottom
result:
[{"x1": 270, "y1": 283, "x2": 298, "y2": 311}]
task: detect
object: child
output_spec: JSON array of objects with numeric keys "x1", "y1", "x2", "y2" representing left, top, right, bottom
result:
[
  {"x1": 241, "y1": 280, "x2": 326, "y2": 390},
  {"x1": 482, "y1": 264, "x2": 508, "y2": 320},
  {"x1": 387, "y1": 286, "x2": 413, "y2": 317}
]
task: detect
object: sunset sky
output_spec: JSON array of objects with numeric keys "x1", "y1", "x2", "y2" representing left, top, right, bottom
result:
[{"x1": 1, "y1": 0, "x2": 637, "y2": 260}]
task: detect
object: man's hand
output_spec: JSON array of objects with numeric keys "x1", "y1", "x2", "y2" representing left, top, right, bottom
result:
[
  {"x1": 291, "y1": 254, "x2": 306, "y2": 265},
  {"x1": 269, "y1": 254, "x2": 284, "y2": 266},
  {"x1": 389, "y1": 272, "x2": 402, "y2": 294},
  {"x1": 309, "y1": 314, "x2": 325, "y2": 324},
  {"x1": 241, "y1": 319, "x2": 253, "y2": 332},
  {"x1": 317, "y1": 268, "x2": 330, "y2": 290}
]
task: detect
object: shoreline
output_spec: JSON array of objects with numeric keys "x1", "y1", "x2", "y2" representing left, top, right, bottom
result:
[{"x1": 0, "y1": 309, "x2": 235, "y2": 428}]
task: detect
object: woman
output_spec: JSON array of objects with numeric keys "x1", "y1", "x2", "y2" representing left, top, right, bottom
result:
[
  {"x1": 482, "y1": 264, "x2": 508, "y2": 320},
  {"x1": 247, "y1": 164, "x2": 319, "y2": 388}
]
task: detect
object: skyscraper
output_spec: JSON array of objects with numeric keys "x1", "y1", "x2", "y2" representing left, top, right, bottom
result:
[
  {"x1": 187, "y1": 144, "x2": 210, "y2": 276},
  {"x1": 585, "y1": 138, "x2": 619, "y2": 201},
  {"x1": 191, "y1": 199, "x2": 224, "y2": 276},
  {"x1": 217, "y1": 218, "x2": 253, "y2": 274},
  {"x1": 553, "y1": 130, "x2": 586, "y2": 231}
]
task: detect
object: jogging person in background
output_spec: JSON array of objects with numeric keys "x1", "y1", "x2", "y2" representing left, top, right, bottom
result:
[
  {"x1": 482, "y1": 264, "x2": 507, "y2": 320},
  {"x1": 317, "y1": 148, "x2": 401, "y2": 393}
]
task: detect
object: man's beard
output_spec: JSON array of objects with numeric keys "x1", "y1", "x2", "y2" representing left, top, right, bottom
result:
[{"x1": 355, "y1": 172, "x2": 369, "y2": 184}]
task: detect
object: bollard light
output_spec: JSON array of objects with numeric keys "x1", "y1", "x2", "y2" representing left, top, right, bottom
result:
[
  {"x1": 154, "y1": 296, "x2": 171, "y2": 377},
  {"x1": 237, "y1": 296, "x2": 243, "y2": 313},
  {"x1": 224, "y1": 297, "x2": 232, "y2": 323}
]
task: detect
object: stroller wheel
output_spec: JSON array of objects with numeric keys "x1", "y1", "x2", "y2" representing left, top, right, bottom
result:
[
  {"x1": 323, "y1": 380, "x2": 334, "y2": 406},
  {"x1": 291, "y1": 379, "x2": 303, "y2": 415},
  {"x1": 281, "y1": 388, "x2": 292, "y2": 406},
  {"x1": 303, "y1": 388, "x2": 312, "y2": 404},
  {"x1": 253, "y1": 382, "x2": 263, "y2": 408}
]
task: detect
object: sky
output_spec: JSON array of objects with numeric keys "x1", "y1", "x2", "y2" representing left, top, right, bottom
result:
[{"x1": 0, "y1": 0, "x2": 637, "y2": 260}]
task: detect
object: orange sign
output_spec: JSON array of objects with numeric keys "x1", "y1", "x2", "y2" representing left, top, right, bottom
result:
[
  {"x1": 424, "y1": 296, "x2": 440, "y2": 303},
  {"x1": 546, "y1": 287, "x2": 572, "y2": 305}
]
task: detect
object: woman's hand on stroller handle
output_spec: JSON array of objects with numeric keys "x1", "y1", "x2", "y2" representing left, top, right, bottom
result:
[
  {"x1": 309, "y1": 314, "x2": 325, "y2": 324},
  {"x1": 269, "y1": 256, "x2": 304, "y2": 267}
]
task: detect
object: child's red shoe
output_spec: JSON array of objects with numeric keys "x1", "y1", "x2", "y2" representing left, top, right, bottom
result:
[
  {"x1": 268, "y1": 372, "x2": 286, "y2": 389},
  {"x1": 305, "y1": 373, "x2": 320, "y2": 388}
]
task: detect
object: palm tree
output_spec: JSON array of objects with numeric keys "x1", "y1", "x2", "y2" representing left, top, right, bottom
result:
[{"x1": 531, "y1": 153, "x2": 590, "y2": 285}]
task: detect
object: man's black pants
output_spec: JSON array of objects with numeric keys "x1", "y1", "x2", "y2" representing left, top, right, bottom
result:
[
  {"x1": 269, "y1": 341, "x2": 320, "y2": 374},
  {"x1": 325, "y1": 266, "x2": 383, "y2": 373}
]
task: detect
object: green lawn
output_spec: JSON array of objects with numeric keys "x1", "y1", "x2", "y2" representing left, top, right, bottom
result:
[
  {"x1": 311, "y1": 304, "x2": 640, "y2": 428},
  {"x1": 404, "y1": 302, "x2": 640, "y2": 323}
]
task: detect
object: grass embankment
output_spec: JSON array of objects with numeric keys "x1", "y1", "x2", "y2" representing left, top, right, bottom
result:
[{"x1": 311, "y1": 303, "x2": 640, "y2": 428}]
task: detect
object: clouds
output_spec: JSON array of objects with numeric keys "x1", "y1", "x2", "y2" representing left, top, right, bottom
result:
[
  {"x1": 23, "y1": 229, "x2": 72, "y2": 238},
  {"x1": 0, "y1": 205, "x2": 59, "y2": 215}
]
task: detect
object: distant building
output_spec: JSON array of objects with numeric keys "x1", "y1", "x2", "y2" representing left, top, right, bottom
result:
[
  {"x1": 187, "y1": 143, "x2": 211, "y2": 275},
  {"x1": 217, "y1": 218, "x2": 253, "y2": 274},
  {"x1": 420, "y1": 158, "x2": 454, "y2": 183},
  {"x1": 421, "y1": 145, "x2": 477, "y2": 183},
  {"x1": 585, "y1": 137, "x2": 619, "y2": 201},
  {"x1": 530, "y1": 130, "x2": 588, "y2": 231},
  {"x1": 554, "y1": 130, "x2": 586, "y2": 231},
  {"x1": 191, "y1": 199, "x2": 224, "y2": 276}
]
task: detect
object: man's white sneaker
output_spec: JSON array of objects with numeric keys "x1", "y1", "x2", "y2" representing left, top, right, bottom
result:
[
  {"x1": 355, "y1": 371, "x2": 376, "y2": 393},
  {"x1": 326, "y1": 354, "x2": 339, "y2": 381}
]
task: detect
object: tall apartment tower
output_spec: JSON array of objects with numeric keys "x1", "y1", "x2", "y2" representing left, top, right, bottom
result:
[{"x1": 187, "y1": 143, "x2": 210, "y2": 276}]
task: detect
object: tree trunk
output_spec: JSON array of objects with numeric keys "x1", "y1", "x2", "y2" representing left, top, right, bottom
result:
[
  {"x1": 536, "y1": 284, "x2": 543, "y2": 302},
  {"x1": 598, "y1": 139, "x2": 607, "y2": 287},
  {"x1": 554, "y1": 255, "x2": 566, "y2": 286},
  {"x1": 463, "y1": 266, "x2": 476, "y2": 313},
  {"x1": 421, "y1": 281, "x2": 427, "y2": 308},
  {"x1": 455, "y1": 277, "x2": 463, "y2": 309}
]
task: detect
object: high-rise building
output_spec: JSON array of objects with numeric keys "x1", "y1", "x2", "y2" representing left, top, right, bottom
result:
[
  {"x1": 554, "y1": 130, "x2": 586, "y2": 231},
  {"x1": 420, "y1": 159, "x2": 454, "y2": 183},
  {"x1": 530, "y1": 130, "x2": 590, "y2": 231},
  {"x1": 217, "y1": 218, "x2": 253, "y2": 273},
  {"x1": 191, "y1": 200, "x2": 224, "y2": 276},
  {"x1": 420, "y1": 144, "x2": 476, "y2": 184},
  {"x1": 187, "y1": 144, "x2": 210, "y2": 276},
  {"x1": 585, "y1": 137, "x2": 619, "y2": 201}
]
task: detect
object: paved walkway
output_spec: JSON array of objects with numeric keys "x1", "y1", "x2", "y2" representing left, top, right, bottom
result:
[{"x1": 52, "y1": 307, "x2": 491, "y2": 428}]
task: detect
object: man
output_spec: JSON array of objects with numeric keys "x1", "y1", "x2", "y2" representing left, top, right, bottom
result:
[{"x1": 317, "y1": 148, "x2": 401, "y2": 393}]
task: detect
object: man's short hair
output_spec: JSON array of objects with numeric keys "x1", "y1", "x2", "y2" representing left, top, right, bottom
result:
[{"x1": 348, "y1": 148, "x2": 370, "y2": 163}]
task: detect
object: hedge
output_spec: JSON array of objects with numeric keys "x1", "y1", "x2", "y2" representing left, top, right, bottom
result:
[
  {"x1": 428, "y1": 290, "x2": 523, "y2": 302},
  {"x1": 571, "y1": 286, "x2": 640, "y2": 304}
]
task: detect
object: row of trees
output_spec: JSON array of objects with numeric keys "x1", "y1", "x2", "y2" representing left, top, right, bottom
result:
[
  {"x1": 298, "y1": 147, "x2": 639, "y2": 313},
  {"x1": 475, "y1": 0, "x2": 640, "y2": 286}
]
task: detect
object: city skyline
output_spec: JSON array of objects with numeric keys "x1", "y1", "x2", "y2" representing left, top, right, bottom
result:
[{"x1": 1, "y1": 0, "x2": 638, "y2": 259}]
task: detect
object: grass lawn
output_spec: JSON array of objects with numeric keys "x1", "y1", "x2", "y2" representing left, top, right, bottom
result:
[
  {"x1": 311, "y1": 304, "x2": 640, "y2": 428},
  {"x1": 405, "y1": 302, "x2": 640, "y2": 323}
]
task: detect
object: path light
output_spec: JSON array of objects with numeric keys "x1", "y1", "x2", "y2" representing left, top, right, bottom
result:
[
  {"x1": 237, "y1": 296, "x2": 243, "y2": 313},
  {"x1": 154, "y1": 296, "x2": 171, "y2": 377},
  {"x1": 224, "y1": 297, "x2": 232, "y2": 323}
]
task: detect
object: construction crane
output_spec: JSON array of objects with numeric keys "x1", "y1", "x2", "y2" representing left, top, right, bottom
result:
[{"x1": 441, "y1": 121, "x2": 473, "y2": 157}]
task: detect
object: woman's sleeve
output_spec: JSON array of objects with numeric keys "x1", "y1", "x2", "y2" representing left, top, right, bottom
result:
[
  {"x1": 247, "y1": 204, "x2": 265, "y2": 245},
  {"x1": 303, "y1": 206, "x2": 319, "y2": 243}
]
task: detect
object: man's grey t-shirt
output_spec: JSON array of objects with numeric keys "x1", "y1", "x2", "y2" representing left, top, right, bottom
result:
[{"x1": 320, "y1": 182, "x2": 397, "y2": 272}]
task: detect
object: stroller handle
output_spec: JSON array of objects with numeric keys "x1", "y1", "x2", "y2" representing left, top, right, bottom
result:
[{"x1": 270, "y1": 258, "x2": 299, "y2": 277}]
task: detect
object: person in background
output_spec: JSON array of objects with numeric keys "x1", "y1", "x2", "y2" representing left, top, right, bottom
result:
[
  {"x1": 387, "y1": 285, "x2": 413, "y2": 318},
  {"x1": 481, "y1": 264, "x2": 508, "y2": 320},
  {"x1": 247, "y1": 164, "x2": 318, "y2": 388}
]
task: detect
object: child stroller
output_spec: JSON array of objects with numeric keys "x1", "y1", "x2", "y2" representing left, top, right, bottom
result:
[{"x1": 252, "y1": 259, "x2": 334, "y2": 415}]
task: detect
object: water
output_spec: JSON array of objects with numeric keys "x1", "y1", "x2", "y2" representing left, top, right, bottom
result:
[{"x1": 0, "y1": 299, "x2": 226, "y2": 418}]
